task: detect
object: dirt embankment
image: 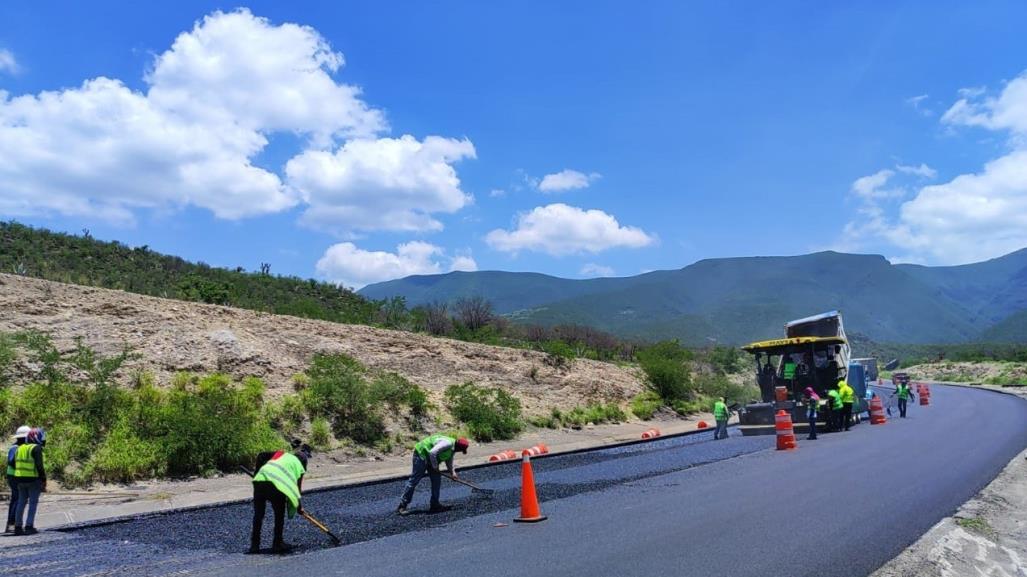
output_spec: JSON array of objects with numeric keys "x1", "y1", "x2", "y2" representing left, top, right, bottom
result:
[
  {"x1": 903, "y1": 361, "x2": 1027, "y2": 386},
  {"x1": 0, "y1": 273, "x2": 644, "y2": 415}
]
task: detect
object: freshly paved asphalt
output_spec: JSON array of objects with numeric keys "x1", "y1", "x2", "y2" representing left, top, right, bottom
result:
[{"x1": 2, "y1": 384, "x2": 1024, "y2": 577}]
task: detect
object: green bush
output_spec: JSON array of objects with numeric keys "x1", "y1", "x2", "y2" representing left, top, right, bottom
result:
[
  {"x1": 694, "y1": 374, "x2": 758, "y2": 405},
  {"x1": 444, "y1": 382, "x2": 523, "y2": 442},
  {"x1": 561, "y1": 403, "x2": 626, "y2": 427},
  {"x1": 84, "y1": 424, "x2": 164, "y2": 483},
  {"x1": 637, "y1": 340, "x2": 694, "y2": 401},
  {"x1": 542, "y1": 340, "x2": 575, "y2": 368},
  {"x1": 0, "y1": 333, "x2": 16, "y2": 386},
  {"x1": 528, "y1": 414, "x2": 559, "y2": 429},
  {"x1": 302, "y1": 353, "x2": 385, "y2": 444},
  {"x1": 371, "y1": 372, "x2": 430, "y2": 417},
  {"x1": 309, "y1": 418, "x2": 333, "y2": 451},
  {"x1": 630, "y1": 391, "x2": 663, "y2": 420},
  {"x1": 671, "y1": 399, "x2": 705, "y2": 415}
]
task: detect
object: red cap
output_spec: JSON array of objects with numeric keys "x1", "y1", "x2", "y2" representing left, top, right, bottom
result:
[{"x1": 455, "y1": 437, "x2": 470, "y2": 453}]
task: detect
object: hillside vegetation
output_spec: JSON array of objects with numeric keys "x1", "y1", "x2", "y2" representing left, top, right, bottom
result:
[{"x1": 362, "y1": 250, "x2": 1027, "y2": 345}]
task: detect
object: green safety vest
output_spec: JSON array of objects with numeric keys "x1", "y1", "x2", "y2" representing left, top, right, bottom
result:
[
  {"x1": 827, "y1": 390, "x2": 843, "y2": 410},
  {"x1": 415, "y1": 434, "x2": 455, "y2": 464},
  {"x1": 838, "y1": 381, "x2": 855, "y2": 404},
  {"x1": 6, "y1": 445, "x2": 16, "y2": 477},
  {"x1": 897, "y1": 384, "x2": 910, "y2": 400},
  {"x1": 14, "y1": 444, "x2": 39, "y2": 478},
  {"x1": 713, "y1": 401, "x2": 729, "y2": 420},
  {"x1": 252, "y1": 452, "x2": 305, "y2": 518},
  {"x1": 783, "y1": 362, "x2": 796, "y2": 379}
]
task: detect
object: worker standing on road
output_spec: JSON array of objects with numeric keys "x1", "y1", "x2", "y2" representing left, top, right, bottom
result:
[
  {"x1": 249, "y1": 443, "x2": 311, "y2": 554},
  {"x1": 396, "y1": 434, "x2": 470, "y2": 516},
  {"x1": 838, "y1": 376, "x2": 855, "y2": 431},
  {"x1": 803, "y1": 388, "x2": 820, "y2": 440},
  {"x1": 713, "y1": 397, "x2": 730, "y2": 440},
  {"x1": 12, "y1": 428, "x2": 46, "y2": 535},
  {"x1": 826, "y1": 386, "x2": 843, "y2": 432},
  {"x1": 895, "y1": 381, "x2": 912, "y2": 418},
  {"x1": 5, "y1": 426, "x2": 30, "y2": 534}
]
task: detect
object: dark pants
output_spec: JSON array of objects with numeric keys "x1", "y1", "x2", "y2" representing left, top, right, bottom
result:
[
  {"x1": 14, "y1": 479, "x2": 41, "y2": 528},
  {"x1": 898, "y1": 398, "x2": 908, "y2": 418},
  {"x1": 251, "y1": 481, "x2": 286, "y2": 549},
  {"x1": 399, "y1": 453, "x2": 441, "y2": 509},
  {"x1": 6, "y1": 477, "x2": 18, "y2": 528},
  {"x1": 842, "y1": 402, "x2": 853, "y2": 430},
  {"x1": 807, "y1": 414, "x2": 818, "y2": 439},
  {"x1": 713, "y1": 418, "x2": 729, "y2": 440}
]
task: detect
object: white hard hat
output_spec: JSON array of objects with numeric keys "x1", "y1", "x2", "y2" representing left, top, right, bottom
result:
[{"x1": 13, "y1": 425, "x2": 30, "y2": 439}]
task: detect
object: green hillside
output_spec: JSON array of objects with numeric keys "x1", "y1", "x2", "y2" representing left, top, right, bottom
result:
[
  {"x1": 361, "y1": 250, "x2": 1027, "y2": 345},
  {"x1": 0, "y1": 221, "x2": 378, "y2": 323}
]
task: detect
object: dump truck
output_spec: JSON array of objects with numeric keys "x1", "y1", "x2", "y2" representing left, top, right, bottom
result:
[{"x1": 737, "y1": 311, "x2": 869, "y2": 436}]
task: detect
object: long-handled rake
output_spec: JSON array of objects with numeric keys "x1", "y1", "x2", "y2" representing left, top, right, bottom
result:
[{"x1": 443, "y1": 473, "x2": 495, "y2": 496}]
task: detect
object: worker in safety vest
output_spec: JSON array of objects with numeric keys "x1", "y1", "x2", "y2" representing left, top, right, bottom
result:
[
  {"x1": 5, "y1": 425, "x2": 30, "y2": 534},
  {"x1": 249, "y1": 443, "x2": 311, "y2": 554},
  {"x1": 713, "y1": 397, "x2": 730, "y2": 440},
  {"x1": 826, "y1": 387, "x2": 843, "y2": 432},
  {"x1": 12, "y1": 428, "x2": 46, "y2": 535},
  {"x1": 396, "y1": 434, "x2": 469, "y2": 516},
  {"x1": 894, "y1": 381, "x2": 913, "y2": 418},
  {"x1": 838, "y1": 376, "x2": 855, "y2": 431}
]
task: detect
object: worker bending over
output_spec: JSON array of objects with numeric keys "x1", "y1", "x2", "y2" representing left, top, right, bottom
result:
[
  {"x1": 249, "y1": 443, "x2": 312, "y2": 554},
  {"x1": 826, "y1": 386, "x2": 843, "y2": 432},
  {"x1": 396, "y1": 434, "x2": 469, "y2": 515}
]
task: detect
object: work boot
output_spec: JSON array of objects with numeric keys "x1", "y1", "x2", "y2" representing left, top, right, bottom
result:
[
  {"x1": 22, "y1": 526, "x2": 37, "y2": 536},
  {"x1": 428, "y1": 503, "x2": 452, "y2": 514},
  {"x1": 395, "y1": 504, "x2": 409, "y2": 516},
  {"x1": 4, "y1": 523, "x2": 13, "y2": 534},
  {"x1": 13, "y1": 526, "x2": 22, "y2": 536},
  {"x1": 246, "y1": 541, "x2": 261, "y2": 554},
  {"x1": 271, "y1": 542, "x2": 295, "y2": 554}
]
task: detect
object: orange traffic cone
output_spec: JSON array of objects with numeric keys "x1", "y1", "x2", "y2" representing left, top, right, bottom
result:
[
  {"x1": 869, "y1": 396, "x2": 887, "y2": 424},
  {"x1": 514, "y1": 450, "x2": 547, "y2": 523},
  {"x1": 775, "y1": 410, "x2": 797, "y2": 450}
]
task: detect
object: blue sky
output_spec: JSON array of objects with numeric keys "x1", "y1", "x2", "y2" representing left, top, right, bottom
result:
[{"x1": 2, "y1": 1, "x2": 1027, "y2": 288}]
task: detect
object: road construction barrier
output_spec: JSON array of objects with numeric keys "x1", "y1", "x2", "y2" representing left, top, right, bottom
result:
[
  {"x1": 775, "y1": 410, "x2": 797, "y2": 450},
  {"x1": 641, "y1": 428, "x2": 662, "y2": 439},
  {"x1": 696, "y1": 421, "x2": 709, "y2": 429},
  {"x1": 869, "y1": 396, "x2": 887, "y2": 425},
  {"x1": 920, "y1": 383, "x2": 930, "y2": 406},
  {"x1": 488, "y1": 450, "x2": 519, "y2": 463},
  {"x1": 521, "y1": 444, "x2": 549, "y2": 457},
  {"x1": 513, "y1": 450, "x2": 547, "y2": 523},
  {"x1": 775, "y1": 386, "x2": 788, "y2": 402}
]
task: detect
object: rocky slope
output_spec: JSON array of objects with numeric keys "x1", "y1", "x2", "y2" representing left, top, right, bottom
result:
[{"x1": 0, "y1": 273, "x2": 644, "y2": 415}]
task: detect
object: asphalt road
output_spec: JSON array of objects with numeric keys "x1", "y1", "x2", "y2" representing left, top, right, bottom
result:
[{"x1": 2, "y1": 384, "x2": 1024, "y2": 577}]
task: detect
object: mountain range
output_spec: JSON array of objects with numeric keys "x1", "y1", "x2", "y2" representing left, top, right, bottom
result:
[{"x1": 360, "y1": 249, "x2": 1027, "y2": 345}]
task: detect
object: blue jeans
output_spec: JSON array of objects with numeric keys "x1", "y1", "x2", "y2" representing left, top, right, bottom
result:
[
  {"x1": 898, "y1": 398, "x2": 908, "y2": 418},
  {"x1": 14, "y1": 478, "x2": 41, "y2": 528},
  {"x1": 807, "y1": 414, "x2": 818, "y2": 439},
  {"x1": 6, "y1": 476, "x2": 18, "y2": 527},
  {"x1": 714, "y1": 419, "x2": 728, "y2": 440},
  {"x1": 399, "y1": 453, "x2": 441, "y2": 508}
]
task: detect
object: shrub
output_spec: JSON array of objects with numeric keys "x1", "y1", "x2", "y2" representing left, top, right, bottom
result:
[
  {"x1": 562, "y1": 403, "x2": 626, "y2": 427},
  {"x1": 371, "y1": 372, "x2": 430, "y2": 417},
  {"x1": 630, "y1": 391, "x2": 663, "y2": 420},
  {"x1": 528, "y1": 414, "x2": 559, "y2": 429},
  {"x1": 444, "y1": 382, "x2": 523, "y2": 442},
  {"x1": 637, "y1": 341, "x2": 694, "y2": 401},
  {"x1": 84, "y1": 424, "x2": 164, "y2": 483},
  {"x1": 309, "y1": 418, "x2": 333, "y2": 451},
  {"x1": 694, "y1": 374, "x2": 758, "y2": 405},
  {"x1": 0, "y1": 333, "x2": 16, "y2": 385},
  {"x1": 542, "y1": 340, "x2": 575, "y2": 368},
  {"x1": 302, "y1": 353, "x2": 385, "y2": 444},
  {"x1": 671, "y1": 399, "x2": 705, "y2": 415}
]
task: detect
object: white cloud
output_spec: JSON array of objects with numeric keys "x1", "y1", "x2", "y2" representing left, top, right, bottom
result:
[
  {"x1": 841, "y1": 70, "x2": 1027, "y2": 264},
  {"x1": 895, "y1": 163, "x2": 937, "y2": 179},
  {"x1": 941, "y1": 74, "x2": 1027, "y2": 135},
  {"x1": 538, "y1": 169, "x2": 601, "y2": 193},
  {"x1": 316, "y1": 241, "x2": 477, "y2": 289},
  {"x1": 489, "y1": 188, "x2": 506, "y2": 198},
  {"x1": 851, "y1": 169, "x2": 899, "y2": 199},
  {"x1": 0, "y1": 50, "x2": 17, "y2": 74},
  {"x1": 905, "y1": 94, "x2": 931, "y2": 116},
  {"x1": 0, "y1": 9, "x2": 474, "y2": 234},
  {"x1": 485, "y1": 203, "x2": 655, "y2": 256},
  {"x1": 580, "y1": 263, "x2": 615, "y2": 277},
  {"x1": 449, "y1": 255, "x2": 478, "y2": 272},
  {"x1": 287, "y1": 135, "x2": 476, "y2": 234}
]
